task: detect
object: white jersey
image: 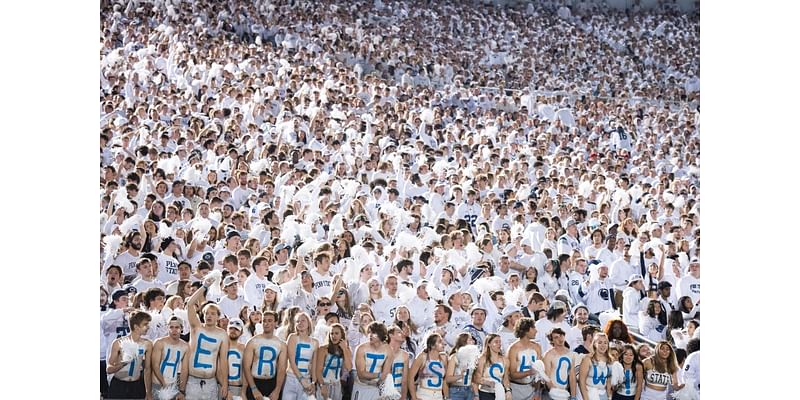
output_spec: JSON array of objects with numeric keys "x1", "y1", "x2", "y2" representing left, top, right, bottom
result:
[
  {"x1": 105, "y1": 251, "x2": 140, "y2": 278},
  {"x1": 456, "y1": 201, "x2": 480, "y2": 228},
  {"x1": 682, "y1": 351, "x2": 700, "y2": 394},
  {"x1": 677, "y1": 275, "x2": 700, "y2": 305}
]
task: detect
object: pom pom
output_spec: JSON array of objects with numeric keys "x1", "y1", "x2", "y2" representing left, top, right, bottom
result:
[
  {"x1": 119, "y1": 214, "x2": 144, "y2": 236},
  {"x1": 587, "y1": 387, "x2": 601, "y2": 400},
  {"x1": 456, "y1": 344, "x2": 480, "y2": 370},
  {"x1": 158, "y1": 221, "x2": 175, "y2": 240},
  {"x1": 548, "y1": 388, "x2": 571, "y2": 400},
  {"x1": 192, "y1": 218, "x2": 213, "y2": 241},
  {"x1": 120, "y1": 337, "x2": 139, "y2": 363},
  {"x1": 464, "y1": 243, "x2": 482, "y2": 266},
  {"x1": 395, "y1": 231, "x2": 422, "y2": 252},
  {"x1": 671, "y1": 380, "x2": 699, "y2": 400},
  {"x1": 397, "y1": 281, "x2": 416, "y2": 304},
  {"x1": 103, "y1": 234, "x2": 123, "y2": 261},
  {"x1": 472, "y1": 277, "x2": 504, "y2": 296},
  {"x1": 155, "y1": 383, "x2": 179, "y2": 400},
  {"x1": 114, "y1": 188, "x2": 135, "y2": 214},
  {"x1": 532, "y1": 360, "x2": 550, "y2": 383},
  {"x1": 206, "y1": 270, "x2": 223, "y2": 285},
  {"x1": 379, "y1": 373, "x2": 401, "y2": 400},
  {"x1": 493, "y1": 380, "x2": 505, "y2": 400}
]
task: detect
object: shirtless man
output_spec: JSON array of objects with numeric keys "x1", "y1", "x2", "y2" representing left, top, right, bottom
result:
[
  {"x1": 227, "y1": 318, "x2": 247, "y2": 399},
  {"x1": 106, "y1": 310, "x2": 154, "y2": 399},
  {"x1": 243, "y1": 310, "x2": 287, "y2": 400},
  {"x1": 178, "y1": 276, "x2": 230, "y2": 399},
  {"x1": 151, "y1": 316, "x2": 189, "y2": 398},
  {"x1": 543, "y1": 328, "x2": 577, "y2": 400},
  {"x1": 507, "y1": 317, "x2": 544, "y2": 400},
  {"x1": 352, "y1": 322, "x2": 394, "y2": 400}
]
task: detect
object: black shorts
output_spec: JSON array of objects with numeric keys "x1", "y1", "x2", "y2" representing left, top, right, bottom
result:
[
  {"x1": 246, "y1": 377, "x2": 280, "y2": 400},
  {"x1": 612, "y1": 394, "x2": 636, "y2": 400},
  {"x1": 107, "y1": 376, "x2": 145, "y2": 399}
]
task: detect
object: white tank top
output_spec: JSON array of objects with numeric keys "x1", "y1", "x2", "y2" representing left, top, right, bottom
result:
[
  {"x1": 645, "y1": 368, "x2": 672, "y2": 389},
  {"x1": 615, "y1": 367, "x2": 638, "y2": 396},
  {"x1": 479, "y1": 361, "x2": 505, "y2": 392},
  {"x1": 250, "y1": 336, "x2": 284, "y2": 379},
  {"x1": 292, "y1": 338, "x2": 315, "y2": 378},
  {"x1": 321, "y1": 351, "x2": 345, "y2": 384},
  {"x1": 586, "y1": 361, "x2": 609, "y2": 389},
  {"x1": 114, "y1": 341, "x2": 146, "y2": 382},
  {"x1": 419, "y1": 355, "x2": 446, "y2": 391}
]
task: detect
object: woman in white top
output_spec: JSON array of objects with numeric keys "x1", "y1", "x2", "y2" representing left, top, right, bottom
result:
[
  {"x1": 640, "y1": 342, "x2": 683, "y2": 400},
  {"x1": 638, "y1": 300, "x2": 667, "y2": 343},
  {"x1": 473, "y1": 334, "x2": 511, "y2": 400},
  {"x1": 578, "y1": 333, "x2": 612, "y2": 400}
]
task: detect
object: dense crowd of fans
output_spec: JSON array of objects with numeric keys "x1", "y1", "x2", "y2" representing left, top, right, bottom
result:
[{"x1": 100, "y1": 1, "x2": 700, "y2": 399}]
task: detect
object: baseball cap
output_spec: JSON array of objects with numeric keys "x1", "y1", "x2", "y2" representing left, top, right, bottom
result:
[
  {"x1": 501, "y1": 306, "x2": 521, "y2": 320},
  {"x1": 274, "y1": 243, "x2": 289, "y2": 253},
  {"x1": 627, "y1": 274, "x2": 644, "y2": 286},
  {"x1": 111, "y1": 289, "x2": 128, "y2": 302},
  {"x1": 223, "y1": 275, "x2": 238, "y2": 288},
  {"x1": 228, "y1": 318, "x2": 244, "y2": 331},
  {"x1": 470, "y1": 305, "x2": 487, "y2": 315},
  {"x1": 549, "y1": 300, "x2": 568, "y2": 312},
  {"x1": 226, "y1": 231, "x2": 241, "y2": 241},
  {"x1": 202, "y1": 252, "x2": 215, "y2": 263},
  {"x1": 572, "y1": 303, "x2": 589, "y2": 315},
  {"x1": 123, "y1": 285, "x2": 138, "y2": 296}
]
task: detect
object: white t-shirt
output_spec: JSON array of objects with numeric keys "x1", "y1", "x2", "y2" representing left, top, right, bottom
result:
[
  {"x1": 105, "y1": 251, "x2": 140, "y2": 278},
  {"x1": 156, "y1": 253, "x2": 180, "y2": 283},
  {"x1": 243, "y1": 274, "x2": 270, "y2": 306},
  {"x1": 677, "y1": 275, "x2": 700, "y2": 305},
  {"x1": 310, "y1": 269, "x2": 334, "y2": 298},
  {"x1": 682, "y1": 351, "x2": 700, "y2": 394},
  {"x1": 132, "y1": 277, "x2": 165, "y2": 293},
  {"x1": 217, "y1": 295, "x2": 248, "y2": 320}
]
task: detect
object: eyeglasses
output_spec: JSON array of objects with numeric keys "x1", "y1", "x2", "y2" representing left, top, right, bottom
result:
[{"x1": 318, "y1": 302, "x2": 332, "y2": 307}]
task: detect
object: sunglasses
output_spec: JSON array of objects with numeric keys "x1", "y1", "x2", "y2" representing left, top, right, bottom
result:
[{"x1": 318, "y1": 302, "x2": 332, "y2": 307}]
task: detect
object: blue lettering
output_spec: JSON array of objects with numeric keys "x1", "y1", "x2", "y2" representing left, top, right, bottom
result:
[
  {"x1": 463, "y1": 368, "x2": 471, "y2": 385},
  {"x1": 489, "y1": 363, "x2": 504, "y2": 383},
  {"x1": 160, "y1": 348, "x2": 182, "y2": 379},
  {"x1": 591, "y1": 364, "x2": 608, "y2": 385},
  {"x1": 519, "y1": 353, "x2": 534, "y2": 372},
  {"x1": 555, "y1": 357, "x2": 571, "y2": 386},
  {"x1": 323, "y1": 354, "x2": 343, "y2": 380},
  {"x1": 193, "y1": 333, "x2": 217, "y2": 369},
  {"x1": 366, "y1": 353, "x2": 385, "y2": 373},
  {"x1": 128, "y1": 348, "x2": 145, "y2": 376},
  {"x1": 257, "y1": 346, "x2": 277, "y2": 377},
  {"x1": 624, "y1": 369, "x2": 631, "y2": 395},
  {"x1": 295, "y1": 342, "x2": 312, "y2": 373},
  {"x1": 392, "y1": 362, "x2": 404, "y2": 388},
  {"x1": 228, "y1": 350, "x2": 242, "y2": 381},
  {"x1": 427, "y1": 361, "x2": 443, "y2": 388}
]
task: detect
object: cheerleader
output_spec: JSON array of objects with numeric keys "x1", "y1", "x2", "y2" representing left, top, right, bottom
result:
[
  {"x1": 409, "y1": 333, "x2": 449, "y2": 400},
  {"x1": 578, "y1": 333, "x2": 612, "y2": 400},
  {"x1": 473, "y1": 334, "x2": 511, "y2": 400},
  {"x1": 314, "y1": 324, "x2": 352, "y2": 400},
  {"x1": 640, "y1": 342, "x2": 683, "y2": 400}
]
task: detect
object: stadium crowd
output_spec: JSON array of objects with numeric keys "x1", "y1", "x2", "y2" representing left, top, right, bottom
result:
[{"x1": 99, "y1": 1, "x2": 700, "y2": 399}]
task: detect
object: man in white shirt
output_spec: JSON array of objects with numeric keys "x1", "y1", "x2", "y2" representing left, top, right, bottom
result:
[
  {"x1": 407, "y1": 280, "x2": 435, "y2": 329},
  {"x1": 244, "y1": 256, "x2": 271, "y2": 306},
  {"x1": 310, "y1": 252, "x2": 334, "y2": 298},
  {"x1": 622, "y1": 274, "x2": 645, "y2": 332},
  {"x1": 155, "y1": 238, "x2": 180, "y2": 283},
  {"x1": 677, "y1": 259, "x2": 700, "y2": 306},
  {"x1": 132, "y1": 258, "x2": 165, "y2": 292},
  {"x1": 217, "y1": 275, "x2": 247, "y2": 319}
]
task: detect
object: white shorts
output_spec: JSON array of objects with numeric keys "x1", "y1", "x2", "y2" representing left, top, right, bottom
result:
[
  {"x1": 186, "y1": 375, "x2": 219, "y2": 400},
  {"x1": 640, "y1": 386, "x2": 668, "y2": 400},
  {"x1": 510, "y1": 382, "x2": 539, "y2": 400},
  {"x1": 417, "y1": 387, "x2": 444, "y2": 400},
  {"x1": 352, "y1": 381, "x2": 380, "y2": 400}
]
